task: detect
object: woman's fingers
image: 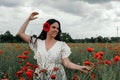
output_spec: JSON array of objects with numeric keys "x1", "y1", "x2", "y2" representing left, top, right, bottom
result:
[
  {"x1": 81, "y1": 66, "x2": 92, "y2": 73},
  {"x1": 29, "y1": 12, "x2": 39, "y2": 20},
  {"x1": 32, "y1": 12, "x2": 39, "y2": 15}
]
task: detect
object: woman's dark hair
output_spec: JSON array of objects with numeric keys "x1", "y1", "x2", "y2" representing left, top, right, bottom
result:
[{"x1": 38, "y1": 19, "x2": 62, "y2": 41}]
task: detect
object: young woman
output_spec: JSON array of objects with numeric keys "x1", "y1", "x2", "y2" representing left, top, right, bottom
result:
[{"x1": 18, "y1": 12, "x2": 91, "y2": 80}]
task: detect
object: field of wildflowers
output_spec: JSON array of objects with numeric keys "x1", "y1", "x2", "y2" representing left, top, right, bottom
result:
[{"x1": 0, "y1": 43, "x2": 120, "y2": 80}]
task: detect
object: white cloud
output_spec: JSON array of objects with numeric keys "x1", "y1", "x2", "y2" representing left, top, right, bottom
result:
[{"x1": 0, "y1": 0, "x2": 120, "y2": 39}]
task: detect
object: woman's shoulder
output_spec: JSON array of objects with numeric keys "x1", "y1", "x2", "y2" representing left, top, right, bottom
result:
[
  {"x1": 36, "y1": 38, "x2": 44, "y2": 43},
  {"x1": 30, "y1": 36, "x2": 44, "y2": 44},
  {"x1": 57, "y1": 41, "x2": 67, "y2": 45}
]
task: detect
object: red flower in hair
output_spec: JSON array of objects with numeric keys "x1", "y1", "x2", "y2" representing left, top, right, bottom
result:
[{"x1": 43, "y1": 22, "x2": 50, "y2": 32}]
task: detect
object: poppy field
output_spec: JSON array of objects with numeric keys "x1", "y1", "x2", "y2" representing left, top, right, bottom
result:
[{"x1": 0, "y1": 43, "x2": 120, "y2": 80}]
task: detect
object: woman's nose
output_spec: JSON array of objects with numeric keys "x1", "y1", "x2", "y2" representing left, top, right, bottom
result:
[{"x1": 55, "y1": 28, "x2": 58, "y2": 31}]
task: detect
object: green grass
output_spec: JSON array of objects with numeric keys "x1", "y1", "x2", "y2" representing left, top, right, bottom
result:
[{"x1": 0, "y1": 43, "x2": 120, "y2": 80}]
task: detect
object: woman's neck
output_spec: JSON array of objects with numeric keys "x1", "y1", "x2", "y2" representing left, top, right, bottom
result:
[
  {"x1": 46, "y1": 35, "x2": 56, "y2": 41},
  {"x1": 46, "y1": 36, "x2": 56, "y2": 42}
]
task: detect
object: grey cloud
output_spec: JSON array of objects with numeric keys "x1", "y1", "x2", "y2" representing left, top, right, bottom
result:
[
  {"x1": 84, "y1": 0, "x2": 114, "y2": 4},
  {"x1": 31, "y1": 0, "x2": 117, "y2": 16},
  {"x1": 31, "y1": 0, "x2": 86, "y2": 16},
  {"x1": 0, "y1": 0, "x2": 23, "y2": 7}
]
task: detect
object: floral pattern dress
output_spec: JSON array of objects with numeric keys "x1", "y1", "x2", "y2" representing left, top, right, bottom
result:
[{"x1": 29, "y1": 36, "x2": 71, "y2": 80}]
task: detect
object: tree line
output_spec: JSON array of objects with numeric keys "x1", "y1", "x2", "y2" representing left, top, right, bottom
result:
[{"x1": 0, "y1": 31, "x2": 120, "y2": 43}]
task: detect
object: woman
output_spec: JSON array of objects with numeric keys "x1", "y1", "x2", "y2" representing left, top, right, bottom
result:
[{"x1": 18, "y1": 12, "x2": 91, "y2": 80}]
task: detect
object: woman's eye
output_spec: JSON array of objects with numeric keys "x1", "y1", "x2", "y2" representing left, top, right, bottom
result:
[
  {"x1": 52, "y1": 26, "x2": 56, "y2": 28},
  {"x1": 52, "y1": 26, "x2": 55, "y2": 28},
  {"x1": 52, "y1": 26, "x2": 59, "y2": 30}
]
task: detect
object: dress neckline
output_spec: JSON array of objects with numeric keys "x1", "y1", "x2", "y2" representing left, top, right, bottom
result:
[{"x1": 44, "y1": 40, "x2": 58, "y2": 52}]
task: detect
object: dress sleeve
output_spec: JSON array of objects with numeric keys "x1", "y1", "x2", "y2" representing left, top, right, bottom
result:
[
  {"x1": 61, "y1": 42, "x2": 71, "y2": 59},
  {"x1": 28, "y1": 36, "x2": 37, "y2": 53}
]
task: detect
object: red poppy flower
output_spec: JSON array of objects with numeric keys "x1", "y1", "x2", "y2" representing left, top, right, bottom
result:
[
  {"x1": 50, "y1": 74, "x2": 56, "y2": 79},
  {"x1": 104, "y1": 60, "x2": 112, "y2": 65},
  {"x1": 26, "y1": 62, "x2": 33, "y2": 67},
  {"x1": 16, "y1": 70, "x2": 24, "y2": 77},
  {"x1": 21, "y1": 66, "x2": 28, "y2": 71},
  {"x1": 19, "y1": 77, "x2": 25, "y2": 80},
  {"x1": 97, "y1": 52, "x2": 105, "y2": 56},
  {"x1": 0, "y1": 50, "x2": 3, "y2": 54},
  {"x1": 84, "y1": 61, "x2": 93, "y2": 66},
  {"x1": 53, "y1": 67, "x2": 59, "y2": 71},
  {"x1": 26, "y1": 69, "x2": 33, "y2": 80},
  {"x1": 73, "y1": 73, "x2": 78, "y2": 80},
  {"x1": 94, "y1": 53, "x2": 103, "y2": 60},
  {"x1": 113, "y1": 55, "x2": 120, "y2": 62},
  {"x1": 114, "y1": 46, "x2": 118, "y2": 51},
  {"x1": 18, "y1": 55, "x2": 28, "y2": 59},
  {"x1": 43, "y1": 22, "x2": 50, "y2": 32},
  {"x1": 23, "y1": 51, "x2": 30, "y2": 55},
  {"x1": 33, "y1": 64, "x2": 39, "y2": 69},
  {"x1": 87, "y1": 47, "x2": 94, "y2": 53},
  {"x1": 91, "y1": 72, "x2": 96, "y2": 80}
]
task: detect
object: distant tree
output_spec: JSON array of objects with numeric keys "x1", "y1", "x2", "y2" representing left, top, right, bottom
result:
[
  {"x1": 111, "y1": 37, "x2": 120, "y2": 42},
  {"x1": 90, "y1": 37, "x2": 96, "y2": 43},
  {"x1": 1, "y1": 31, "x2": 14, "y2": 42},
  {"x1": 1, "y1": 30, "x2": 120, "y2": 43},
  {"x1": 61, "y1": 33, "x2": 74, "y2": 43},
  {"x1": 15, "y1": 34, "x2": 25, "y2": 43},
  {"x1": 85, "y1": 38, "x2": 90, "y2": 43},
  {"x1": 96, "y1": 36, "x2": 103, "y2": 43},
  {"x1": 103, "y1": 37, "x2": 111, "y2": 43}
]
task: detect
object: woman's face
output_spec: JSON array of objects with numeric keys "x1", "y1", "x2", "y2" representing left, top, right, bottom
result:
[{"x1": 47, "y1": 22, "x2": 59, "y2": 38}]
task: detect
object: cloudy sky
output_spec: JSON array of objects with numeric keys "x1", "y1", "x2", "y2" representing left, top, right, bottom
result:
[{"x1": 0, "y1": 0, "x2": 120, "y2": 39}]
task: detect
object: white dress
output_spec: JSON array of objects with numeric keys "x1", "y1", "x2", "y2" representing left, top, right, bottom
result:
[{"x1": 29, "y1": 37, "x2": 71, "y2": 80}]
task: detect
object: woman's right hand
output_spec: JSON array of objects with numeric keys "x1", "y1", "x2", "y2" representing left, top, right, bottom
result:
[
  {"x1": 79, "y1": 66, "x2": 92, "y2": 73},
  {"x1": 28, "y1": 12, "x2": 39, "y2": 20}
]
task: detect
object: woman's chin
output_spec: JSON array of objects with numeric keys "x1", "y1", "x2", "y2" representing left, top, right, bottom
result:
[{"x1": 51, "y1": 35, "x2": 57, "y2": 38}]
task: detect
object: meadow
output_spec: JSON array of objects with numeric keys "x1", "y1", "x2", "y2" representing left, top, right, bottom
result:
[{"x1": 0, "y1": 43, "x2": 120, "y2": 80}]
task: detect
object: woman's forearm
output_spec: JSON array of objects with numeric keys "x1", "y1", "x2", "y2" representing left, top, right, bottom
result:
[
  {"x1": 18, "y1": 18, "x2": 30, "y2": 35},
  {"x1": 64, "y1": 61, "x2": 81, "y2": 70},
  {"x1": 63, "y1": 58, "x2": 91, "y2": 73}
]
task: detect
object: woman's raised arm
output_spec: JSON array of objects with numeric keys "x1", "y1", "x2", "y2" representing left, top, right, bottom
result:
[{"x1": 17, "y1": 12, "x2": 39, "y2": 43}]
